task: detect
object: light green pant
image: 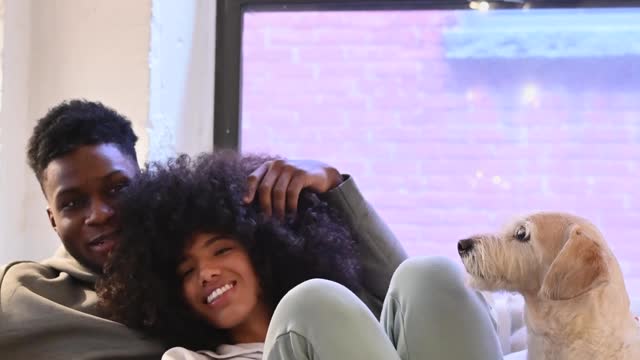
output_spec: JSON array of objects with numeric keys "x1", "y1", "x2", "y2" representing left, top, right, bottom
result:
[{"x1": 263, "y1": 256, "x2": 503, "y2": 360}]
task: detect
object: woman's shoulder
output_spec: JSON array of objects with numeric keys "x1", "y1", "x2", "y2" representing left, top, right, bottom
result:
[{"x1": 162, "y1": 343, "x2": 263, "y2": 360}]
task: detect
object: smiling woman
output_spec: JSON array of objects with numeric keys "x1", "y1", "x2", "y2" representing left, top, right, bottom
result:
[
  {"x1": 96, "y1": 151, "x2": 362, "y2": 350},
  {"x1": 178, "y1": 233, "x2": 271, "y2": 345},
  {"x1": 97, "y1": 151, "x2": 503, "y2": 360}
]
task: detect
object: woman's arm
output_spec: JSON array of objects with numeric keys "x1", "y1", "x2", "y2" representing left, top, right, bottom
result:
[{"x1": 321, "y1": 175, "x2": 408, "y2": 317}]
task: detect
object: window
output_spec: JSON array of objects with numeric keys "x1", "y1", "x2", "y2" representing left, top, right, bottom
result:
[{"x1": 215, "y1": 0, "x2": 640, "y2": 296}]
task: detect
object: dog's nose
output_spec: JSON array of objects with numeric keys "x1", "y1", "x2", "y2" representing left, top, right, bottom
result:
[{"x1": 458, "y1": 238, "x2": 475, "y2": 256}]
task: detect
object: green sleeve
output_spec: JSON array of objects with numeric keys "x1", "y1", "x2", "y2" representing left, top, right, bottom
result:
[{"x1": 322, "y1": 175, "x2": 408, "y2": 317}]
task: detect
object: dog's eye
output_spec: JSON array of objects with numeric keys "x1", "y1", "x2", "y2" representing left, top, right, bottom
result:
[{"x1": 515, "y1": 225, "x2": 530, "y2": 242}]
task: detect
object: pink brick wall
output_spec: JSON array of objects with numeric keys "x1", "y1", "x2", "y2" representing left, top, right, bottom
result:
[{"x1": 240, "y1": 10, "x2": 640, "y2": 296}]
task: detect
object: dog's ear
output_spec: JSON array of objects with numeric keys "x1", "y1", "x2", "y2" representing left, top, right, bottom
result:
[{"x1": 539, "y1": 225, "x2": 609, "y2": 300}]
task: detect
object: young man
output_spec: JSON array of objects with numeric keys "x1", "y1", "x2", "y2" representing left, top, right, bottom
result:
[{"x1": 0, "y1": 100, "x2": 408, "y2": 359}]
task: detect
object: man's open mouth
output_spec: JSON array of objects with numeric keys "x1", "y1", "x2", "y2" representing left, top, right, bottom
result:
[{"x1": 88, "y1": 232, "x2": 119, "y2": 253}]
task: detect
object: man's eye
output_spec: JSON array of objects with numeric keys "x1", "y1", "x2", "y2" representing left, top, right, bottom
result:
[
  {"x1": 62, "y1": 201, "x2": 77, "y2": 209},
  {"x1": 60, "y1": 198, "x2": 84, "y2": 211},
  {"x1": 108, "y1": 183, "x2": 128, "y2": 195}
]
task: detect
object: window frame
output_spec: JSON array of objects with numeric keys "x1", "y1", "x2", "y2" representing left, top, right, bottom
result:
[{"x1": 213, "y1": 0, "x2": 640, "y2": 150}]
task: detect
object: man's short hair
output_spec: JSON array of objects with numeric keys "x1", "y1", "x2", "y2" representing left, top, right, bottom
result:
[{"x1": 27, "y1": 99, "x2": 139, "y2": 183}]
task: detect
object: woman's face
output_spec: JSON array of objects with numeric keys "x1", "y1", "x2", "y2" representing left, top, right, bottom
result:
[{"x1": 178, "y1": 232, "x2": 267, "y2": 333}]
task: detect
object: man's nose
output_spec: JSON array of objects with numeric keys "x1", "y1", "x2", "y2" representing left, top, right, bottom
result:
[{"x1": 85, "y1": 199, "x2": 115, "y2": 225}]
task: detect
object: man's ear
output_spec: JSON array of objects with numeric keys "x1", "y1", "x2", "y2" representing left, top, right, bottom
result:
[
  {"x1": 539, "y1": 225, "x2": 609, "y2": 300},
  {"x1": 47, "y1": 208, "x2": 57, "y2": 232}
]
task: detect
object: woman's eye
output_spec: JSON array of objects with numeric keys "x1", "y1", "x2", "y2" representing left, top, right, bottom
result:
[
  {"x1": 214, "y1": 247, "x2": 232, "y2": 256},
  {"x1": 180, "y1": 268, "x2": 194, "y2": 279}
]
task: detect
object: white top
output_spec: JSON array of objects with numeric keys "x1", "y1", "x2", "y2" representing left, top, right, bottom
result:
[{"x1": 162, "y1": 342, "x2": 263, "y2": 360}]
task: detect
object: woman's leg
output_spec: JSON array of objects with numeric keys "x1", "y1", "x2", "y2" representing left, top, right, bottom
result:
[
  {"x1": 381, "y1": 256, "x2": 503, "y2": 360},
  {"x1": 263, "y1": 279, "x2": 400, "y2": 360}
]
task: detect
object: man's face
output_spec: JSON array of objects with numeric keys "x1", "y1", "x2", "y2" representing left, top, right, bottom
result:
[{"x1": 42, "y1": 144, "x2": 139, "y2": 273}]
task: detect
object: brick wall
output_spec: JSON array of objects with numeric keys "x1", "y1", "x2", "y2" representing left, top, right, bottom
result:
[{"x1": 241, "y1": 9, "x2": 640, "y2": 296}]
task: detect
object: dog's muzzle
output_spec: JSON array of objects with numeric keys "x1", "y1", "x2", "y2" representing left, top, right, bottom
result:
[{"x1": 458, "y1": 238, "x2": 476, "y2": 257}]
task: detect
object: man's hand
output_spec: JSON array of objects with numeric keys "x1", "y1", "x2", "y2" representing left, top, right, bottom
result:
[{"x1": 243, "y1": 159, "x2": 343, "y2": 219}]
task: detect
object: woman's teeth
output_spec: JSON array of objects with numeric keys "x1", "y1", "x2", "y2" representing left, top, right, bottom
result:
[{"x1": 207, "y1": 283, "x2": 234, "y2": 304}]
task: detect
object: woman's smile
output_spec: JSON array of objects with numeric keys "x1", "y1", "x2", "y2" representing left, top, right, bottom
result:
[{"x1": 205, "y1": 281, "x2": 237, "y2": 305}]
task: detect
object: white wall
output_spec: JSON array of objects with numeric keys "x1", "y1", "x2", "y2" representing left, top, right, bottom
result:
[
  {"x1": 0, "y1": 0, "x2": 216, "y2": 264},
  {"x1": 0, "y1": 0, "x2": 4, "y2": 104},
  {"x1": 148, "y1": 0, "x2": 216, "y2": 161},
  {"x1": 0, "y1": 0, "x2": 32, "y2": 264}
]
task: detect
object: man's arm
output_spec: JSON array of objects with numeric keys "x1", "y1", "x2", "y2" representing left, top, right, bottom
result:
[
  {"x1": 244, "y1": 159, "x2": 408, "y2": 317},
  {"x1": 321, "y1": 175, "x2": 408, "y2": 316}
]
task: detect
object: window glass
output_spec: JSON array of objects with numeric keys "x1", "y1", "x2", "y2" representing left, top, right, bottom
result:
[{"x1": 241, "y1": 6, "x2": 640, "y2": 295}]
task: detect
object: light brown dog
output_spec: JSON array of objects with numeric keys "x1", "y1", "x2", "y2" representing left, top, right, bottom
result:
[{"x1": 458, "y1": 212, "x2": 640, "y2": 360}]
